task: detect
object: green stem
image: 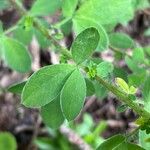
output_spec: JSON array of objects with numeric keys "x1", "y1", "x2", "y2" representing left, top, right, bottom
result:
[
  {"x1": 8, "y1": 0, "x2": 150, "y2": 121},
  {"x1": 33, "y1": 18, "x2": 72, "y2": 59},
  {"x1": 95, "y1": 75, "x2": 150, "y2": 120},
  {"x1": 5, "y1": 25, "x2": 18, "y2": 34}
]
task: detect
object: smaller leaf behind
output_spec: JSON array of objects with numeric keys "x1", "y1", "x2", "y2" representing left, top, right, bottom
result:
[
  {"x1": 1, "y1": 37, "x2": 31, "y2": 72},
  {"x1": 41, "y1": 95, "x2": 64, "y2": 129},
  {"x1": 96, "y1": 61, "x2": 114, "y2": 78},
  {"x1": 85, "y1": 78, "x2": 95, "y2": 96},
  {"x1": 30, "y1": 0, "x2": 61, "y2": 16},
  {"x1": 113, "y1": 141, "x2": 145, "y2": 150},
  {"x1": 96, "y1": 134, "x2": 125, "y2": 150},
  {"x1": 62, "y1": 0, "x2": 78, "y2": 17},
  {"x1": 71, "y1": 27, "x2": 100, "y2": 64},
  {"x1": 109, "y1": 32, "x2": 134, "y2": 49},
  {"x1": 60, "y1": 69, "x2": 86, "y2": 121},
  {"x1": 8, "y1": 81, "x2": 26, "y2": 94}
]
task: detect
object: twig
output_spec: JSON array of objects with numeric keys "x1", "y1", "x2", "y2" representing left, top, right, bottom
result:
[
  {"x1": 60, "y1": 125, "x2": 93, "y2": 150},
  {"x1": 27, "y1": 115, "x2": 42, "y2": 150}
]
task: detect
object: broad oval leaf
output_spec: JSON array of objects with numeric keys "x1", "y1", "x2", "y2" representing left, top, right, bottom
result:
[
  {"x1": 41, "y1": 96, "x2": 64, "y2": 129},
  {"x1": 71, "y1": 27, "x2": 100, "y2": 64},
  {"x1": 60, "y1": 69, "x2": 86, "y2": 121},
  {"x1": 22, "y1": 64, "x2": 75, "y2": 108},
  {"x1": 109, "y1": 32, "x2": 134, "y2": 49},
  {"x1": 1, "y1": 37, "x2": 31, "y2": 72},
  {"x1": 73, "y1": 17, "x2": 109, "y2": 51},
  {"x1": 74, "y1": 0, "x2": 134, "y2": 27},
  {"x1": 0, "y1": 132, "x2": 17, "y2": 150},
  {"x1": 96, "y1": 134, "x2": 125, "y2": 150}
]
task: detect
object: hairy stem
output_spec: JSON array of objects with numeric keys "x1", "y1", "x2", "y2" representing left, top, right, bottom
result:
[
  {"x1": 95, "y1": 76, "x2": 150, "y2": 120},
  {"x1": 126, "y1": 126, "x2": 141, "y2": 139},
  {"x1": 8, "y1": 0, "x2": 150, "y2": 121}
]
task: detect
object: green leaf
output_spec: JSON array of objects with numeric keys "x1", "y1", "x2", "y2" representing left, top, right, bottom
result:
[
  {"x1": 62, "y1": 0, "x2": 78, "y2": 17},
  {"x1": 125, "y1": 56, "x2": 143, "y2": 73},
  {"x1": 113, "y1": 67, "x2": 128, "y2": 82},
  {"x1": 30, "y1": 0, "x2": 61, "y2": 16},
  {"x1": 41, "y1": 95, "x2": 64, "y2": 129},
  {"x1": 143, "y1": 77, "x2": 150, "y2": 100},
  {"x1": 34, "y1": 28, "x2": 51, "y2": 48},
  {"x1": 60, "y1": 69, "x2": 86, "y2": 121},
  {"x1": 0, "y1": 132, "x2": 17, "y2": 150},
  {"x1": 114, "y1": 142, "x2": 145, "y2": 150},
  {"x1": 109, "y1": 32, "x2": 134, "y2": 49},
  {"x1": 35, "y1": 137, "x2": 56, "y2": 150},
  {"x1": 1, "y1": 37, "x2": 31, "y2": 72},
  {"x1": 33, "y1": 19, "x2": 52, "y2": 48},
  {"x1": 71, "y1": 27, "x2": 100, "y2": 64},
  {"x1": 22, "y1": 64, "x2": 75, "y2": 108},
  {"x1": 139, "y1": 130, "x2": 150, "y2": 150},
  {"x1": 60, "y1": 19, "x2": 73, "y2": 36},
  {"x1": 132, "y1": 0, "x2": 150, "y2": 10},
  {"x1": 132, "y1": 48, "x2": 145, "y2": 64},
  {"x1": 74, "y1": 0, "x2": 134, "y2": 27},
  {"x1": 73, "y1": 17, "x2": 109, "y2": 51},
  {"x1": 128, "y1": 72, "x2": 146, "y2": 87},
  {"x1": 13, "y1": 27, "x2": 33, "y2": 45},
  {"x1": 115, "y1": 78, "x2": 129, "y2": 93},
  {"x1": 96, "y1": 134, "x2": 125, "y2": 150},
  {"x1": 96, "y1": 61, "x2": 113, "y2": 78},
  {"x1": 8, "y1": 81, "x2": 26, "y2": 94},
  {"x1": 94, "y1": 80, "x2": 107, "y2": 100},
  {"x1": 139, "y1": 77, "x2": 150, "y2": 149},
  {"x1": 85, "y1": 78, "x2": 95, "y2": 96},
  {"x1": 144, "y1": 47, "x2": 150, "y2": 57},
  {"x1": 75, "y1": 113, "x2": 94, "y2": 136},
  {"x1": 129, "y1": 86, "x2": 137, "y2": 94},
  {"x1": 0, "y1": 0, "x2": 10, "y2": 10}
]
